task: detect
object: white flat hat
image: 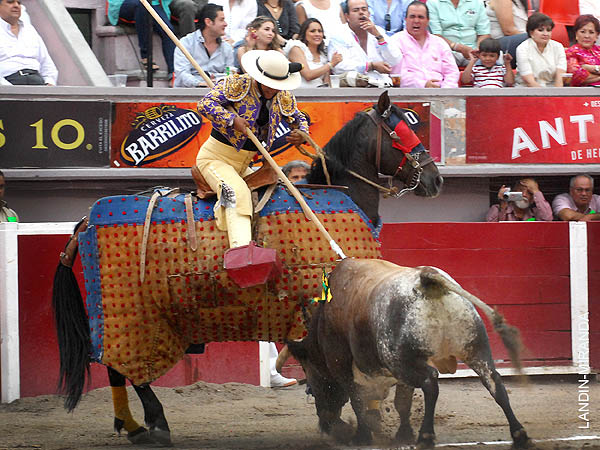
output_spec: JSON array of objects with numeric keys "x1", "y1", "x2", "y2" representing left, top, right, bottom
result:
[{"x1": 241, "y1": 50, "x2": 302, "y2": 91}]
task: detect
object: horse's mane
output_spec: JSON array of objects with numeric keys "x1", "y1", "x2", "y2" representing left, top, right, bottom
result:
[{"x1": 307, "y1": 111, "x2": 372, "y2": 184}]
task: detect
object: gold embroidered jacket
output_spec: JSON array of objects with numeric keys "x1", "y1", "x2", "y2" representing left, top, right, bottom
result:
[{"x1": 197, "y1": 74, "x2": 309, "y2": 151}]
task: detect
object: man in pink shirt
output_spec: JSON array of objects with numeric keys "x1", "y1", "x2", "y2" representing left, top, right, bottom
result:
[
  {"x1": 552, "y1": 174, "x2": 600, "y2": 221},
  {"x1": 389, "y1": 0, "x2": 459, "y2": 88},
  {"x1": 486, "y1": 178, "x2": 553, "y2": 222}
]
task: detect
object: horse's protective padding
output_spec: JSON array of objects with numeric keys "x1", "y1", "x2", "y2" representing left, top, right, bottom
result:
[{"x1": 79, "y1": 186, "x2": 380, "y2": 384}]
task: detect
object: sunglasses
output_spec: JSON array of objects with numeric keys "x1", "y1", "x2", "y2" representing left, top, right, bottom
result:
[{"x1": 385, "y1": 13, "x2": 391, "y2": 32}]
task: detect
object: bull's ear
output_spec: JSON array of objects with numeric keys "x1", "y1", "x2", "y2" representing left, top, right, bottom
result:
[
  {"x1": 376, "y1": 91, "x2": 390, "y2": 115},
  {"x1": 285, "y1": 339, "x2": 308, "y2": 361}
]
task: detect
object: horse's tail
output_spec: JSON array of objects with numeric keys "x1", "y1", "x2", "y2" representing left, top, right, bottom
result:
[
  {"x1": 419, "y1": 267, "x2": 523, "y2": 373},
  {"x1": 52, "y1": 217, "x2": 91, "y2": 411}
]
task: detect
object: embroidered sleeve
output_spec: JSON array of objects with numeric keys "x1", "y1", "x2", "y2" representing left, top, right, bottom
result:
[
  {"x1": 277, "y1": 91, "x2": 309, "y2": 132},
  {"x1": 566, "y1": 46, "x2": 590, "y2": 87},
  {"x1": 196, "y1": 79, "x2": 237, "y2": 128}
]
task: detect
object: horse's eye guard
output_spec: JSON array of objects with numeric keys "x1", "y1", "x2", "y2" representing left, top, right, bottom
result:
[{"x1": 384, "y1": 111, "x2": 421, "y2": 154}]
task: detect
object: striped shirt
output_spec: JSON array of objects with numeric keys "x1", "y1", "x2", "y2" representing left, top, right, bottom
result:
[{"x1": 471, "y1": 62, "x2": 506, "y2": 88}]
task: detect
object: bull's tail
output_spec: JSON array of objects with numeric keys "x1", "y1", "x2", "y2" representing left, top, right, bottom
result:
[
  {"x1": 419, "y1": 267, "x2": 523, "y2": 373},
  {"x1": 52, "y1": 218, "x2": 91, "y2": 411}
]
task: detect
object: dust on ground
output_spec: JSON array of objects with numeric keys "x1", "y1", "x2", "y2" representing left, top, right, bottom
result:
[{"x1": 0, "y1": 375, "x2": 598, "y2": 450}]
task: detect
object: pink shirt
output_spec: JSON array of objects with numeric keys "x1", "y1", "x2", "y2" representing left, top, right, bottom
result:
[
  {"x1": 552, "y1": 193, "x2": 600, "y2": 217},
  {"x1": 566, "y1": 44, "x2": 600, "y2": 87},
  {"x1": 389, "y1": 30, "x2": 459, "y2": 88},
  {"x1": 486, "y1": 191, "x2": 553, "y2": 222}
]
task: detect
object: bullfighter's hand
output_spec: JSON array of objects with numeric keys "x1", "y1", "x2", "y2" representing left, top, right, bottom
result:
[
  {"x1": 233, "y1": 116, "x2": 250, "y2": 135},
  {"x1": 286, "y1": 129, "x2": 306, "y2": 146}
]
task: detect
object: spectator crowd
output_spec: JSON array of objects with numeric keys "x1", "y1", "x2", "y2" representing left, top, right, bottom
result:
[{"x1": 2, "y1": 0, "x2": 600, "y2": 87}]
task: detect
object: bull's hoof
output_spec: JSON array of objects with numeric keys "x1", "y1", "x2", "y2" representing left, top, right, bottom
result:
[
  {"x1": 351, "y1": 429, "x2": 373, "y2": 446},
  {"x1": 329, "y1": 420, "x2": 353, "y2": 445},
  {"x1": 149, "y1": 427, "x2": 172, "y2": 447},
  {"x1": 512, "y1": 428, "x2": 534, "y2": 448},
  {"x1": 395, "y1": 424, "x2": 415, "y2": 444},
  {"x1": 127, "y1": 426, "x2": 154, "y2": 444},
  {"x1": 416, "y1": 432, "x2": 435, "y2": 449},
  {"x1": 364, "y1": 409, "x2": 382, "y2": 432}
]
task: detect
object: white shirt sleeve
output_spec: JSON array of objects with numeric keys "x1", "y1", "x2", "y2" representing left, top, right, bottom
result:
[
  {"x1": 516, "y1": 40, "x2": 532, "y2": 76},
  {"x1": 375, "y1": 26, "x2": 402, "y2": 66},
  {"x1": 35, "y1": 29, "x2": 58, "y2": 85}
]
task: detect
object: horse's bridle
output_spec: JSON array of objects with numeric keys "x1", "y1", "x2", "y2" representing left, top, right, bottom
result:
[{"x1": 366, "y1": 107, "x2": 435, "y2": 198}]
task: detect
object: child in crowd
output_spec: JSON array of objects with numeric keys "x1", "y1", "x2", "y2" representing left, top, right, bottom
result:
[{"x1": 460, "y1": 38, "x2": 515, "y2": 88}]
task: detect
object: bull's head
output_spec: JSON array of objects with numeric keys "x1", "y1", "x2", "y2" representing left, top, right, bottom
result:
[{"x1": 287, "y1": 337, "x2": 352, "y2": 441}]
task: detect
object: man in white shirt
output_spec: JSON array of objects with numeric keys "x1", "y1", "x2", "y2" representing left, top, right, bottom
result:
[
  {"x1": 328, "y1": 0, "x2": 402, "y2": 85},
  {"x1": 174, "y1": 3, "x2": 234, "y2": 87},
  {"x1": 0, "y1": 0, "x2": 58, "y2": 85}
]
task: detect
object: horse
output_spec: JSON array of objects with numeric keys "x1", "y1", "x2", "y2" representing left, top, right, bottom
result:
[
  {"x1": 52, "y1": 91, "x2": 443, "y2": 445},
  {"x1": 286, "y1": 258, "x2": 531, "y2": 449}
]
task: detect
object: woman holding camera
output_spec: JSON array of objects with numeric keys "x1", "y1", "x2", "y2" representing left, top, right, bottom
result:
[{"x1": 486, "y1": 178, "x2": 553, "y2": 221}]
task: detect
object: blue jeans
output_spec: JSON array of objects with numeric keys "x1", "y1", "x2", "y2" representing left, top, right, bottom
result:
[
  {"x1": 498, "y1": 33, "x2": 528, "y2": 70},
  {"x1": 119, "y1": 0, "x2": 175, "y2": 73}
]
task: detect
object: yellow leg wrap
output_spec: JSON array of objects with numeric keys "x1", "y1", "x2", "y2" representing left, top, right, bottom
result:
[
  {"x1": 224, "y1": 208, "x2": 252, "y2": 248},
  {"x1": 368, "y1": 400, "x2": 381, "y2": 410},
  {"x1": 111, "y1": 386, "x2": 142, "y2": 433}
]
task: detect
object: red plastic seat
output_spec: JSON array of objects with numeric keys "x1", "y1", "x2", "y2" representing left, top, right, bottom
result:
[
  {"x1": 551, "y1": 23, "x2": 570, "y2": 47},
  {"x1": 539, "y1": 0, "x2": 579, "y2": 26}
]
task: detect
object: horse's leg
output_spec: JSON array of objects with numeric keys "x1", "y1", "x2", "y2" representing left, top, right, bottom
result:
[
  {"x1": 393, "y1": 382, "x2": 416, "y2": 444},
  {"x1": 466, "y1": 356, "x2": 532, "y2": 448},
  {"x1": 107, "y1": 367, "x2": 153, "y2": 444},
  {"x1": 131, "y1": 382, "x2": 172, "y2": 446}
]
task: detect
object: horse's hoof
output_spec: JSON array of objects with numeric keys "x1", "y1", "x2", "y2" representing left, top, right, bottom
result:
[
  {"x1": 395, "y1": 424, "x2": 415, "y2": 444},
  {"x1": 149, "y1": 427, "x2": 172, "y2": 447},
  {"x1": 127, "y1": 426, "x2": 154, "y2": 444},
  {"x1": 512, "y1": 428, "x2": 534, "y2": 448},
  {"x1": 416, "y1": 432, "x2": 436, "y2": 450},
  {"x1": 364, "y1": 409, "x2": 382, "y2": 432}
]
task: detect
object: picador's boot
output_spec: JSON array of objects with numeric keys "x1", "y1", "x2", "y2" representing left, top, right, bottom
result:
[
  {"x1": 224, "y1": 241, "x2": 283, "y2": 288},
  {"x1": 221, "y1": 185, "x2": 282, "y2": 288}
]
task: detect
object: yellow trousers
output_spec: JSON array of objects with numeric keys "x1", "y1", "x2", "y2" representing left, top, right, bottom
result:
[{"x1": 196, "y1": 136, "x2": 255, "y2": 247}]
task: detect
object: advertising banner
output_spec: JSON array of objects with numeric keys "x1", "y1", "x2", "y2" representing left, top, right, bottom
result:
[
  {"x1": 467, "y1": 97, "x2": 600, "y2": 164},
  {"x1": 110, "y1": 101, "x2": 432, "y2": 168},
  {"x1": 0, "y1": 100, "x2": 110, "y2": 168}
]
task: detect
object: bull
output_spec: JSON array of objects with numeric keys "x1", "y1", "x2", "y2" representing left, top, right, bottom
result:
[{"x1": 286, "y1": 258, "x2": 532, "y2": 449}]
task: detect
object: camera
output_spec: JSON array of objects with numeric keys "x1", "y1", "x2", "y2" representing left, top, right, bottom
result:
[{"x1": 502, "y1": 188, "x2": 524, "y2": 202}]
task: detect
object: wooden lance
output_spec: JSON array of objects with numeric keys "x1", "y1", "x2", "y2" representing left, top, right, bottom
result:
[{"x1": 138, "y1": 0, "x2": 346, "y2": 259}]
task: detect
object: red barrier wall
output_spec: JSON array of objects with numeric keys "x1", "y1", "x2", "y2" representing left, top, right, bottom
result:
[
  {"x1": 6, "y1": 221, "x2": 595, "y2": 398},
  {"x1": 380, "y1": 222, "x2": 572, "y2": 366}
]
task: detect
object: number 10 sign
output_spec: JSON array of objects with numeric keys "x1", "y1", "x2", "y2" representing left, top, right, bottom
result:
[{"x1": 0, "y1": 100, "x2": 111, "y2": 168}]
